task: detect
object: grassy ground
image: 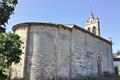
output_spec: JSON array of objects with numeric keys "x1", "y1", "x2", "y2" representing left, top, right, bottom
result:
[{"x1": 1, "y1": 74, "x2": 120, "y2": 80}]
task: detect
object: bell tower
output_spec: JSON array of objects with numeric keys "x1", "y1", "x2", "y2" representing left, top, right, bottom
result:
[{"x1": 85, "y1": 12, "x2": 100, "y2": 36}]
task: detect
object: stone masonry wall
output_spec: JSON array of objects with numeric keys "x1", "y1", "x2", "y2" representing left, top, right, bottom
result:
[
  {"x1": 11, "y1": 26, "x2": 28, "y2": 79},
  {"x1": 13, "y1": 23, "x2": 114, "y2": 80}
]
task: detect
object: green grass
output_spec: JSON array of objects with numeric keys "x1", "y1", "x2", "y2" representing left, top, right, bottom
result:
[{"x1": 1, "y1": 74, "x2": 120, "y2": 80}]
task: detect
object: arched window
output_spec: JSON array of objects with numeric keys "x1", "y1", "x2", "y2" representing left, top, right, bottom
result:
[
  {"x1": 92, "y1": 26, "x2": 96, "y2": 34},
  {"x1": 87, "y1": 27, "x2": 91, "y2": 32},
  {"x1": 97, "y1": 55, "x2": 102, "y2": 76},
  {"x1": 91, "y1": 20, "x2": 92, "y2": 23}
]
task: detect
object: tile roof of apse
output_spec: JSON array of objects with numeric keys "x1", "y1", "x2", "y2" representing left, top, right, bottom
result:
[{"x1": 12, "y1": 22, "x2": 112, "y2": 44}]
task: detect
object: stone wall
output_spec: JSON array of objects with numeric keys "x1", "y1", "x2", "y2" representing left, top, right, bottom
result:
[
  {"x1": 10, "y1": 26, "x2": 28, "y2": 79},
  {"x1": 12, "y1": 23, "x2": 114, "y2": 80}
]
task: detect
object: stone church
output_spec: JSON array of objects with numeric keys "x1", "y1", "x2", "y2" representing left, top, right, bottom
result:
[{"x1": 10, "y1": 13, "x2": 114, "y2": 80}]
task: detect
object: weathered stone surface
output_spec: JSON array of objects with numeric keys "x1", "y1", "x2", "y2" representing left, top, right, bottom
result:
[
  {"x1": 10, "y1": 26, "x2": 28, "y2": 79},
  {"x1": 11, "y1": 22, "x2": 114, "y2": 80}
]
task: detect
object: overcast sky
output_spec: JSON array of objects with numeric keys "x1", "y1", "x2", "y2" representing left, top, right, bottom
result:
[{"x1": 7, "y1": 0, "x2": 120, "y2": 53}]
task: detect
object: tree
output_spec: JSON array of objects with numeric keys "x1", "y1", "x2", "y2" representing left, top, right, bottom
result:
[
  {"x1": 0, "y1": 0, "x2": 18, "y2": 33},
  {"x1": 116, "y1": 50, "x2": 120, "y2": 56},
  {"x1": 0, "y1": 32, "x2": 23, "y2": 76},
  {"x1": 114, "y1": 50, "x2": 120, "y2": 57},
  {"x1": 0, "y1": 0, "x2": 23, "y2": 78}
]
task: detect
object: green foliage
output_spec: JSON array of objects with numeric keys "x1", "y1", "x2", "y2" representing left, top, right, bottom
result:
[
  {"x1": 0, "y1": 0, "x2": 18, "y2": 33},
  {"x1": 115, "y1": 50, "x2": 120, "y2": 56},
  {"x1": 0, "y1": 32, "x2": 23, "y2": 75},
  {"x1": 0, "y1": 0, "x2": 19, "y2": 79},
  {"x1": 114, "y1": 50, "x2": 120, "y2": 57}
]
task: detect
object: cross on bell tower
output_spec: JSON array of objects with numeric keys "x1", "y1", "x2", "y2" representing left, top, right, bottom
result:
[{"x1": 85, "y1": 12, "x2": 100, "y2": 36}]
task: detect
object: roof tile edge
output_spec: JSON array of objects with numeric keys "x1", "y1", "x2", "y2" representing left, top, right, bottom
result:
[{"x1": 12, "y1": 22, "x2": 112, "y2": 44}]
